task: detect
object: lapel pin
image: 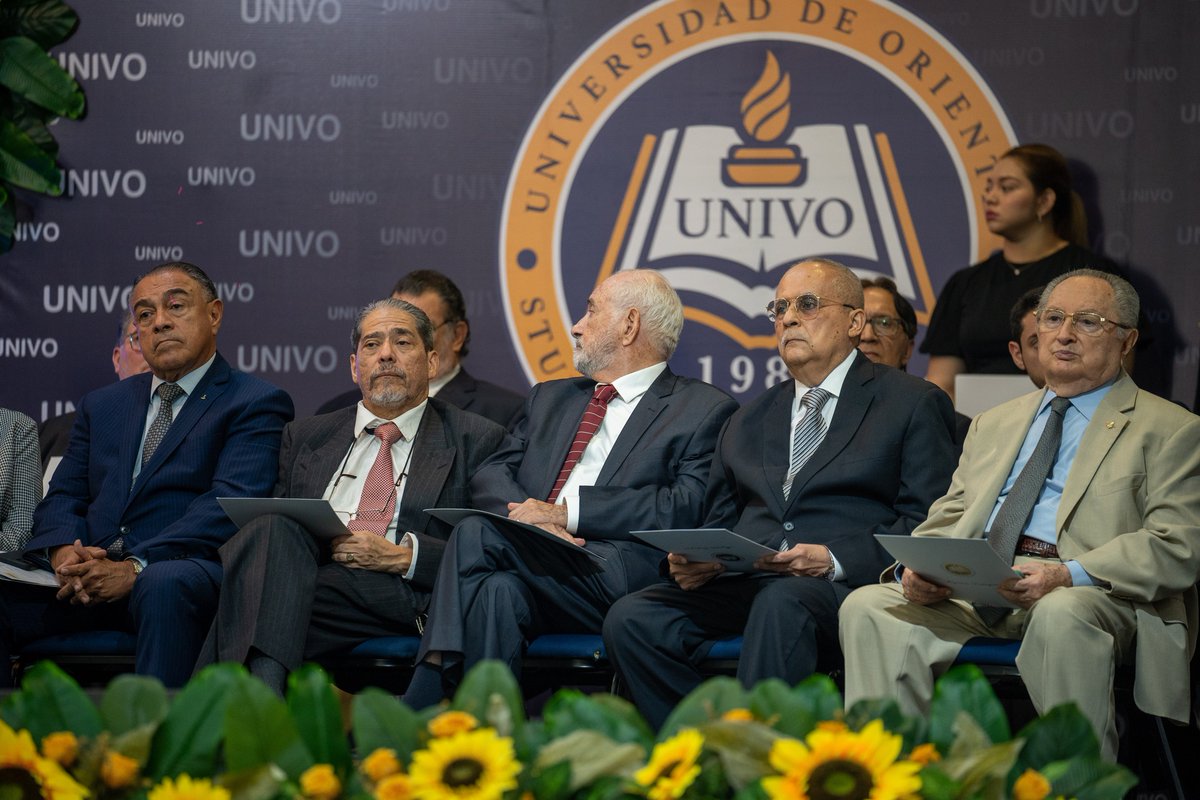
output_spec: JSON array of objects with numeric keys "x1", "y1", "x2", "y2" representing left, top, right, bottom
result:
[
  {"x1": 200, "y1": 394, "x2": 207, "y2": 400},
  {"x1": 1105, "y1": 421, "x2": 1115, "y2": 429}
]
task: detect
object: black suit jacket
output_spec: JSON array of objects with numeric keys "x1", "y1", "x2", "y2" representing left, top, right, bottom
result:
[
  {"x1": 38, "y1": 412, "x2": 75, "y2": 471},
  {"x1": 472, "y1": 367, "x2": 738, "y2": 546},
  {"x1": 315, "y1": 368, "x2": 526, "y2": 429},
  {"x1": 705, "y1": 352, "x2": 957, "y2": 588},
  {"x1": 273, "y1": 397, "x2": 508, "y2": 588}
]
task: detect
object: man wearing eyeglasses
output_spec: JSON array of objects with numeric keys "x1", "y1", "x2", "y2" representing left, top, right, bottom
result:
[
  {"x1": 604, "y1": 258, "x2": 958, "y2": 727},
  {"x1": 317, "y1": 270, "x2": 525, "y2": 429},
  {"x1": 198, "y1": 298, "x2": 509, "y2": 695},
  {"x1": 1, "y1": 262, "x2": 294, "y2": 687},
  {"x1": 841, "y1": 269, "x2": 1200, "y2": 761}
]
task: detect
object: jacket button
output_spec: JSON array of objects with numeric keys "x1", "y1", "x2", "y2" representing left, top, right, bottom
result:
[{"x1": 783, "y1": 522, "x2": 794, "y2": 532}]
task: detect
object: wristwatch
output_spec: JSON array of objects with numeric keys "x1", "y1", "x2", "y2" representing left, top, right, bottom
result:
[{"x1": 124, "y1": 556, "x2": 145, "y2": 577}]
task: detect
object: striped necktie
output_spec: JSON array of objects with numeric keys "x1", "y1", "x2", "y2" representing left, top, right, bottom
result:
[{"x1": 783, "y1": 387, "x2": 831, "y2": 500}]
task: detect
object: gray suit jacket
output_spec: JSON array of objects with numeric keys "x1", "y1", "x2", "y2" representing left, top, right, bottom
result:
[
  {"x1": 275, "y1": 398, "x2": 508, "y2": 588},
  {"x1": 915, "y1": 372, "x2": 1200, "y2": 722}
]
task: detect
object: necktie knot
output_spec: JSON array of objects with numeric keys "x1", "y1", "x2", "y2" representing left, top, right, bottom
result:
[
  {"x1": 1049, "y1": 396, "x2": 1071, "y2": 416},
  {"x1": 372, "y1": 422, "x2": 402, "y2": 447},
  {"x1": 800, "y1": 387, "x2": 831, "y2": 412},
  {"x1": 157, "y1": 382, "x2": 184, "y2": 405},
  {"x1": 593, "y1": 384, "x2": 618, "y2": 406}
]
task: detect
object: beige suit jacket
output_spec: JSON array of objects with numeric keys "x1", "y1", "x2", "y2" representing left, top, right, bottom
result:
[{"x1": 914, "y1": 372, "x2": 1200, "y2": 722}]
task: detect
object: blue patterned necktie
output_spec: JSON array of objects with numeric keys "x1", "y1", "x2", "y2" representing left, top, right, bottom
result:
[{"x1": 783, "y1": 387, "x2": 831, "y2": 500}]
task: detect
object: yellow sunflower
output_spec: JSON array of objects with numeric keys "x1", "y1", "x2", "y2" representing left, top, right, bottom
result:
[
  {"x1": 362, "y1": 748, "x2": 403, "y2": 783},
  {"x1": 762, "y1": 719, "x2": 921, "y2": 800},
  {"x1": 0, "y1": 720, "x2": 88, "y2": 800},
  {"x1": 908, "y1": 743, "x2": 940, "y2": 766},
  {"x1": 408, "y1": 728, "x2": 521, "y2": 800},
  {"x1": 633, "y1": 729, "x2": 704, "y2": 800},
  {"x1": 146, "y1": 774, "x2": 230, "y2": 800},
  {"x1": 299, "y1": 764, "x2": 341, "y2": 800},
  {"x1": 373, "y1": 772, "x2": 413, "y2": 800},
  {"x1": 427, "y1": 711, "x2": 479, "y2": 738},
  {"x1": 99, "y1": 751, "x2": 140, "y2": 790},
  {"x1": 1012, "y1": 768, "x2": 1052, "y2": 800}
]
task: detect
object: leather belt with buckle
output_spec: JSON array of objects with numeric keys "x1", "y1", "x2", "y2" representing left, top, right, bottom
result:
[{"x1": 1015, "y1": 536, "x2": 1058, "y2": 559}]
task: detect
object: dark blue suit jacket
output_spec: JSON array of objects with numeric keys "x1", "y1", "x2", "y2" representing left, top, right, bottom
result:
[
  {"x1": 705, "y1": 351, "x2": 957, "y2": 588},
  {"x1": 29, "y1": 352, "x2": 294, "y2": 565}
]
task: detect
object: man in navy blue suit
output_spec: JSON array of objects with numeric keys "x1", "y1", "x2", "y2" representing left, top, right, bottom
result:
[
  {"x1": 0, "y1": 262, "x2": 293, "y2": 686},
  {"x1": 603, "y1": 258, "x2": 958, "y2": 727}
]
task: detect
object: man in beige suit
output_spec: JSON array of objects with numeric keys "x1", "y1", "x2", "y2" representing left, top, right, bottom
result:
[{"x1": 840, "y1": 269, "x2": 1200, "y2": 760}]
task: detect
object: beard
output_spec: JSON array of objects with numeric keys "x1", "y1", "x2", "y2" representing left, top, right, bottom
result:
[
  {"x1": 365, "y1": 369, "x2": 411, "y2": 408},
  {"x1": 573, "y1": 328, "x2": 618, "y2": 378}
]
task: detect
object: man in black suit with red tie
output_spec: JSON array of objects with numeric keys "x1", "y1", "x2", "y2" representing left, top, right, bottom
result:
[
  {"x1": 402, "y1": 269, "x2": 737, "y2": 707},
  {"x1": 603, "y1": 258, "x2": 958, "y2": 727}
]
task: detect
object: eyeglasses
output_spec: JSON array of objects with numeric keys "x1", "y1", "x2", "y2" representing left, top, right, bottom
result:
[
  {"x1": 127, "y1": 332, "x2": 142, "y2": 353},
  {"x1": 1036, "y1": 308, "x2": 1132, "y2": 337},
  {"x1": 863, "y1": 315, "x2": 908, "y2": 338},
  {"x1": 766, "y1": 294, "x2": 859, "y2": 323}
]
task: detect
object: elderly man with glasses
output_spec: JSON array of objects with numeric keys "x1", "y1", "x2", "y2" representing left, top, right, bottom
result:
[
  {"x1": 603, "y1": 257, "x2": 958, "y2": 728},
  {"x1": 840, "y1": 269, "x2": 1200, "y2": 761}
]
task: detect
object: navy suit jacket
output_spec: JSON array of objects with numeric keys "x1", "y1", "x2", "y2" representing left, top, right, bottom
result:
[
  {"x1": 270, "y1": 398, "x2": 509, "y2": 589},
  {"x1": 705, "y1": 352, "x2": 957, "y2": 588},
  {"x1": 29, "y1": 352, "x2": 294, "y2": 565},
  {"x1": 471, "y1": 367, "x2": 738, "y2": 545}
]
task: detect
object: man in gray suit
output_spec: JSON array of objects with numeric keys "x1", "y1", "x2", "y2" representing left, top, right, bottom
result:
[
  {"x1": 199, "y1": 298, "x2": 508, "y2": 693},
  {"x1": 402, "y1": 270, "x2": 738, "y2": 707}
]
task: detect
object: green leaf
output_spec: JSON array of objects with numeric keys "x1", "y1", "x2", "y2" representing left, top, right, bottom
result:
[
  {"x1": 351, "y1": 688, "x2": 423, "y2": 763},
  {"x1": 224, "y1": 676, "x2": 312, "y2": 779},
  {"x1": 287, "y1": 665, "x2": 352, "y2": 776},
  {"x1": 542, "y1": 690, "x2": 654, "y2": 749},
  {"x1": 701, "y1": 720, "x2": 782, "y2": 791},
  {"x1": 534, "y1": 730, "x2": 644, "y2": 793},
  {"x1": 10, "y1": 100, "x2": 57, "y2": 155},
  {"x1": 928, "y1": 665, "x2": 1009, "y2": 750},
  {"x1": 1009, "y1": 703, "x2": 1099, "y2": 782},
  {"x1": 844, "y1": 697, "x2": 928, "y2": 753},
  {"x1": 16, "y1": 661, "x2": 102, "y2": 740},
  {"x1": 110, "y1": 722, "x2": 159, "y2": 764},
  {"x1": 451, "y1": 660, "x2": 526, "y2": 737},
  {"x1": 146, "y1": 663, "x2": 245, "y2": 780},
  {"x1": 0, "y1": 0, "x2": 79, "y2": 49},
  {"x1": 0, "y1": 118, "x2": 61, "y2": 194},
  {"x1": 218, "y1": 763, "x2": 289, "y2": 800},
  {"x1": 749, "y1": 675, "x2": 841, "y2": 739},
  {"x1": 100, "y1": 674, "x2": 169, "y2": 736},
  {"x1": 1041, "y1": 756, "x2": 1138, "y2": 800},
  {"x1": 660, "y1": 677, "x2": 747, "y2": 736},
  {"x1": 912, "y1": 766, "x2": 959, "y2": 800},
  {"x1": 0, "y1": 36, "x2": 84, "y2": 117}
]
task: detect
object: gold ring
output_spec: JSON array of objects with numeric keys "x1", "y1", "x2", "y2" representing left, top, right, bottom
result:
[{"x1": 346, "y1": 553, "x2": 356, "y2": 562}]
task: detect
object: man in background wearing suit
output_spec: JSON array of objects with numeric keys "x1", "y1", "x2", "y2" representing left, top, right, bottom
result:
[
  {"x1": 604, "y1": 258, "x2": 958, "y2": 728},
  {"x1": 0, "y1": 262, "x2": 293, "y2": 686},
  {"x1": 840, "y1": 270, "x2": 1200, "y2": 761},
  {"x1": 403, "y1": 269, "x2": 738, "y2": 707},
  {"x1": 38, "y1": 310, "x2": 151, "y2": 476},
  {"x1": 317, "y1": 270, "x2": 525, "y2": 428},
  {"x1": 199, "y1": 298, "x2": 508, "y2": 694}
]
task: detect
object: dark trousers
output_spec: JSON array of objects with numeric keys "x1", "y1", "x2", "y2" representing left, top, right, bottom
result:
[
  {"x1": 415, "y1": 516, "x2": 663, "y2": 682},
  {"x1": 603, "y1": 574, "x2": 849, "y2": 729},
  {"x1": 197, "y1": 514, "x2": 427, "y2": 672},
  {"x1": 0, "y1": 558, "x2": 220, "y2": 688}
]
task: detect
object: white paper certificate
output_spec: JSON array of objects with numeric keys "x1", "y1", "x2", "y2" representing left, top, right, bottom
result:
[
  {"x1": 875, "y1": 535, "x2": 1023, "y2": 608},
  {"x1": 218, "y1": 497, "x2": 350, "y2": 540},
  {"x1": 629, "y1": 528, "x2": 776, "y2": 572}
]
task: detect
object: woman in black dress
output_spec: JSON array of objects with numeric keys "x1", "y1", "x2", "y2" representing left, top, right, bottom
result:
[{"x1": 921, "y1": 144, "x2": 1121, "y2": 401}]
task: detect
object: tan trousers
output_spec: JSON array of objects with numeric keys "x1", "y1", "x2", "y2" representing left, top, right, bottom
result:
[{"x1": 839, "y1": 581, "x2": 1137, "y2": 761}]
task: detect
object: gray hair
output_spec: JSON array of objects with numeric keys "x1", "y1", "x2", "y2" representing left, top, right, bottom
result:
[
  {"x1": 134, "y1": 261, "x2": 218, "y2": 303},
  {"x1": 1038, "y1": 269, "x2": 1139, "y2": 339},
  {"x1": 794, "y1": 257, "x2": 865, "y2": 308},
  {"x1": 610, "y1": 270, "x2": 684, "y2": 359},
  {"x1": 351, "y1": 298, "x2": 435, "y2": 352}
]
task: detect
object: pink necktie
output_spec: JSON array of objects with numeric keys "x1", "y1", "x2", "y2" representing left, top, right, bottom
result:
[
  {"x1": 354, "y1": 422, "x2": 403, "y2": 536},
  {"x1": 546, "y1": 384, "x2": 618, "y2": 503}
]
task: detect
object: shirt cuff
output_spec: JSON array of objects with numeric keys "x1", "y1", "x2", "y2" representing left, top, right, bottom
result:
[
  {"x1": 563, "y1": 495, "x2": 580, "y2": 533},
  {"x1": 829, "y1": 551, "x2": 845, "y2": 582},
  {"x1": 401, "y1": 532, "x2": 418, "y2": 581},
  {"x1": 1065, "y1": 559, "x2": 1092, "y2": 588}
]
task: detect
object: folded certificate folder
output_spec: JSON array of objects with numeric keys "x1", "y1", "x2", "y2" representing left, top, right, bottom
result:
[
  {"x1": 629, "y1": 528, "x2": 776, "y2": 572},
  {"x1": 874, "y1": 535, "x2": 1022, "y2": 608},
  {"x1": 218, "y1": 497, "x2": 350, "y2": 540},
  {"x1": 0, "y1": 551, "x2": 58, "y2": 587},
  {"x1": 424, "y1": 508, "x2": 607, "y2": 564}
]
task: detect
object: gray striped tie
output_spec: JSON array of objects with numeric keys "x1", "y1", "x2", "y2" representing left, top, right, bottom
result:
[
  {"x1": 783, "y1": 387, "x2": 831, "y2": 500},
  {"x1": 142, "y1": 382, "x2": 185, "y2": 467}
]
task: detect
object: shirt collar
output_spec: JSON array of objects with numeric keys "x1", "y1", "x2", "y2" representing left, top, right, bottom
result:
[
  {"x1": 1040, "y1": 376, "x2": 1117, "y2": 423},
  {"x1": 607, "y1": 361, "x2": 667, "y2": 404},
  {"x1": 149, "y1": 352, "x2": 216, "y2": 398},
  {"x1": 354, "y1": 398, "x2": 428, "y2": 441},
  {"x1": 428, "y1": 362, "x2": 461, "y2": 397},
  {"x1": 793, "y1": 348, "x2": 857, "y2": 402}
]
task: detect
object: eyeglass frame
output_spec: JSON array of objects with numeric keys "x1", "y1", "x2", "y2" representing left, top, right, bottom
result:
[
  {"x1": 862, "y1": 314, "x2": 910, "y2": 339},
  {"x1": 1035, "y1": 307, "x2": 1133, "y2": 337},
  {"x1": 766, "y1": 294, "x2": 860, "y2": 323},
  {"x1": 127, "y1": 332, "x2": 142, "y2": 353}
]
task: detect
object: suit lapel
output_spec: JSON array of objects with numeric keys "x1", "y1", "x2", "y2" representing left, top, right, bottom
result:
[
  {"x1": 119, "y1": 376, "x2": 153, "y2": 496},
  {"x1": 536, "y1": 382, "x2": 592, "y2": 497},
  {"x1": 762, "y1": 383, "x2": 794, "y2": 512},
  {"x1": 399, "y1": 403, "x2": 454, "y2": 527},
  {"x1": 295, "y1": 410, "x2": 358, "y2": 498},
  {"x1": 595, "y1": 370, "x2": 673, "y2": 485},
  {"x1": 1056, "y1": 375, "x2": 1136, "y2": 531},
  {"x1": 961, "y1": 390, "x2": 1045, "y2": 537}
]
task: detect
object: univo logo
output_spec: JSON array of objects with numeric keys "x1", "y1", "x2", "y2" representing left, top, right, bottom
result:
[{"x1": 499, "y1": 0, "x2": 1014, "y2": 395}]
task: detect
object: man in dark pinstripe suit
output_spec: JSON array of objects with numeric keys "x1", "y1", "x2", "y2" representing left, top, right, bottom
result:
[{"x1": 198, "y1": 298, "x2": 508, "y2": 693}]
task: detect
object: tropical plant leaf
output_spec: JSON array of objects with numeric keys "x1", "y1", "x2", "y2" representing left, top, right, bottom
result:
[
  {"x1": 844, "y1": 696, "x2": 928, "y2": 752},
  {"x1": 224, "y1": 677, "x2": 311, "y2": 780},
  {"x1": 286, "y1": 665, "x2": 352, "y2": 776},
  {"x1": 0, "y1": 0, "x2": 78, "y2": 49},
  {"x1": 10, "y1": 100, "x2": 57, "y2": 155},
  {"x1": 0, "y1": 36, "x2": 84, "y2": 117},
  {"x1": 451, "y1": 660, "x2": 526, "y2": 737},
  {"x1": 533, "y1": 730, "x2": 643, "y2": 792},
  {"x1": 660, "y1": 677, "x2": 747, "y2": 736},
  {"x1": 15, "y1": 661, "x2": 102, "y2": 740},
  {"x1": 351, "y1": 688, "x2": 423, "y2": 763},
  {"x1": 146, "y1": 663, "x2": 244, "y2": 780},
  {"x1": 702, "y1": 720, "x2": 782, "y2": 790},
  {"x1": 218, "y1": 763, "x2": 289, "y2": 800},
  {"x1": 541, "y1": 690, "x2": 654, "y2": 748},
  {"x1": 929, "y1": 665, "x2": 1010, "y2": 749},
  {"x1": 0, "y1": 118, "x2": 60, "y2": 194},
  {"x1": 100, "y1": 674, "x2": 169, "y2": 736},
  {"x1": 1041, "y1": 756, "x2": 1138, "y2": 800},
  {"x1": 749, "y1": 674, "x2": 841, "y2": 739}
]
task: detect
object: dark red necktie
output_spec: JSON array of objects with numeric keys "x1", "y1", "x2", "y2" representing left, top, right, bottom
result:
[{"x1": 546, "y1": 384, "x2": 619, "y2": 503}]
